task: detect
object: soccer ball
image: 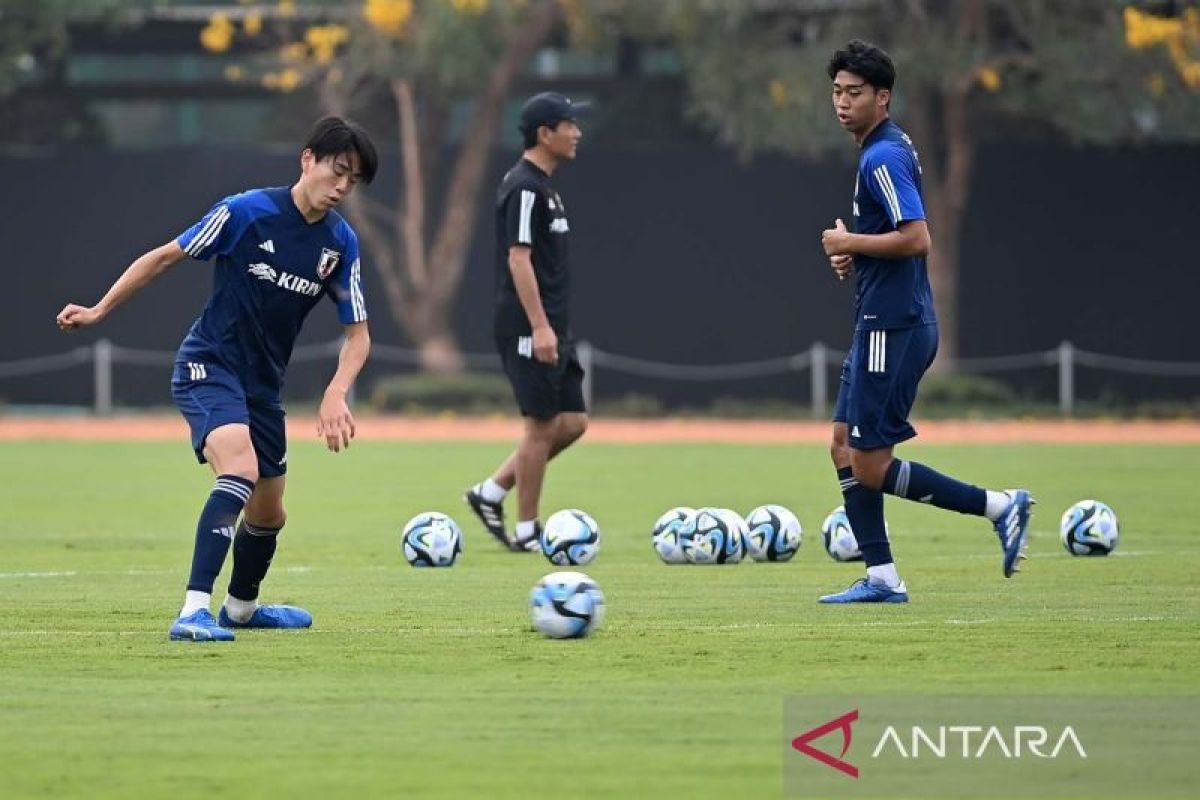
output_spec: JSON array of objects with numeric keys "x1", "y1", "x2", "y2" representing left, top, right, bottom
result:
[
  {"x1": 680, "y1": 507, "x2": 742, "y2": 564},
  {"x1": 529, "y1": 571, "x2": 606, "y2": 639},
  {"x1": 745, "y1": 504, "x2": 802, "y2": 562},
  {"x1": 1060, "y1": 499, "x2": 1119, "y2": 556},
  {"x1": 652, "y1": 506, "x2": 695, "y2": 564},
  {"x1": 820, "y1": 505, "x2": 863, "y2": 562},
  {"x1": 401, "y1": 512, "x2": 462, "y2": 567},
  {"x1": 715, "y1": 508, "x2": 747, "y2": 564},
  {"x1": 540, "y1": 509, "x2": 601, "y2": 566}
]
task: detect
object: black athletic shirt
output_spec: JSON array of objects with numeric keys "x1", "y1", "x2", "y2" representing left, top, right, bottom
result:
[{"x1": 493, "y1": 158, "x2": 573, "y2": 337}]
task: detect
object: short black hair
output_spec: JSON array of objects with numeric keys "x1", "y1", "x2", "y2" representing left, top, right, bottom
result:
[
  {"x1": 521, "y1": 125, "x2": 539, "y2": 150},
  {"x1": 303, "y1": 115, "x2": 378, "y2": 184},
  {"x1": 827, "y1": 39, "x2": 895, "y2": 91}
]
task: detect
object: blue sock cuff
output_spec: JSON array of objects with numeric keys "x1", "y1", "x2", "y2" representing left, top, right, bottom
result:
[{"x1": 882, "y1": 459, "x2": 906, "y2": 495}]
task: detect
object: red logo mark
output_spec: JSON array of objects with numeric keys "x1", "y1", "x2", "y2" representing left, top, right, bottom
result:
[{"x1": 791, "y1": 709, "x2": 859, "y2": 778}]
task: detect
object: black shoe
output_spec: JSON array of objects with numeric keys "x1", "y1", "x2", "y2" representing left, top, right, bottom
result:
[{"x1": 465, "y1": 487, "x2": 513, "y2": 550}]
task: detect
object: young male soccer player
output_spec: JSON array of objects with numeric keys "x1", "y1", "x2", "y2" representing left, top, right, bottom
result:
[
  {"x1": 465, "y1": 92, "x2": 590, "y2": 551},
  {"x1": 56, "y1": 116, "x2": 377, "y2": 640},
  {"x1": 817, "y1": 40, "x2": 1033, "y2": 603}
]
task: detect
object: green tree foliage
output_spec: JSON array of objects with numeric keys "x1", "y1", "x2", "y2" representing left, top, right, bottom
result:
[{"x1": 664, "y1": 0, "x2": 1200, "y2": 363}]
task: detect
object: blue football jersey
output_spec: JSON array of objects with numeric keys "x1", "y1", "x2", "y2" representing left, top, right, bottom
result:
[
  {"x1": 174, "y1": 187, "x2": 367, "y2": 400},
  {"x1": 851, "y1": 119, "x2": 937, "y2": 331}
]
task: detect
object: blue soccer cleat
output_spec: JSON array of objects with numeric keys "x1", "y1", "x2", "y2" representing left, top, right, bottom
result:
[
  {"x1": 994, "y1": 489, "x2": 1034, "y2": 578},
  {"x1": 818, "y1": 578, "x2": 909, "y2": 604},
  {"x1": 169, "y1": 609, "x2": 235, "y2": 642},
  {"x1": 218, "y1": 604, "x2": 313, "y2": 629}
]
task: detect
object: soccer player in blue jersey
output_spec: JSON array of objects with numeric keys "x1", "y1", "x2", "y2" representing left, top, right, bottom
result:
[
  {"x1": 56, "y1": 116, "x2": 377, "y2": 640},
  {"x1": 817, "y1": 41, "x2": 1033, "y2": 604}
]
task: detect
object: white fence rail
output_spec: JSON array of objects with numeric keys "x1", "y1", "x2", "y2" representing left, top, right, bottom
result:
[{"x1": 2, "y1": 338, "x2": 1199, "y2": 417}]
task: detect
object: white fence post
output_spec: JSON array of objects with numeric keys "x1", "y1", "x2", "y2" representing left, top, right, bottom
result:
[
  {"x1": 1058, "y1": 340, "x2": 1075, "y2": 416},
  {"x1": 810, "y1": 342, "x2": 827, "y2": 419},
  {"x1": 577, "y1": 340, "x2": 594, "y2": 412},
  {"x1": 93, "y1": 338, "x2": 112, "y2": 416}
]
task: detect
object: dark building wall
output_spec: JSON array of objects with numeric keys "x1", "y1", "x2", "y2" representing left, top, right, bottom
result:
[{"x1": 3, "y1": 142, "x2": 1197, "y2": 407}]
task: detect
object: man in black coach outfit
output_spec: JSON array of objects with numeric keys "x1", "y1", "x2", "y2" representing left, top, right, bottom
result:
[{"x1": 465, "y1": 92, "x2": 590, "y2": 551}]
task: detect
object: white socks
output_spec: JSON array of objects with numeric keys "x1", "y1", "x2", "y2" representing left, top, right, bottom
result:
[
  {"x1": 180, "y1": 591, "x2": 259, "y2": 621},
  {"x1": 180, "y1": 590, "x2": 210, "y2": 618},
  {"x1": 477, "y1": 478, "x2": 508, "y2": 504},
  {"x1": 984, "y1": 490, "x2": 1012, "y2": 522},
  {"x1": 867, "y1": 563, "x2": 902, "y2": 589},
  {"x1": 515, "y1": 520, "x2": 537, "y2": 542},
  {"x1": 223, "y1": 594, "x2": 258, "y2": 623}
]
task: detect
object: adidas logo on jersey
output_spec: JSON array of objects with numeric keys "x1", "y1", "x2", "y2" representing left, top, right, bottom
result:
[
  {"x1": 549, "y1": 218, "x2": 570, "y2": 233},
  {"x1": 247, "y1": 263, "x2": 323, "y2": 297},
  {"x1": 259, "y1": 239, "x2": 275, "y2": 253}
]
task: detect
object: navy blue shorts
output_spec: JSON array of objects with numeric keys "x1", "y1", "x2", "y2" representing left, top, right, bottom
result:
[
  {"x1": 833, "y1": 324, "x2": 938, "y2": 450},
  {"x1": 496, "y1": 335, "x2": 587, "y2": 421},
  {"x1": 171, "y1": 360, "x2": 287, "y2": 477}
]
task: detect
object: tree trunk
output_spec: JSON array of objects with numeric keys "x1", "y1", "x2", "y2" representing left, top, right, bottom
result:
[
  {"x1": 342, "y1": 0, "x2": 562, "y2": 376},
  {"x1": 907, "y1": 83, "x2": 975, "y2": 372}
]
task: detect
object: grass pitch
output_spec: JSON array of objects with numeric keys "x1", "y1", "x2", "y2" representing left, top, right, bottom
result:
[{"x1": 0, "y1": 438, "x2": 1196, "y2": 798}]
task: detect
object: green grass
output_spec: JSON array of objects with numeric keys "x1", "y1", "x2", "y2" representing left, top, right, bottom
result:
[{"x1": 0, "y1": 440, "x2": 1197, "y2": 799}]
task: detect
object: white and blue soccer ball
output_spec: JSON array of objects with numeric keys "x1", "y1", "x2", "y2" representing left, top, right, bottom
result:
[
  {"x1": 680, "y1": 507, "x2": 742, "y2": 565},
  {"x1": 652, "y1": 506, "x2": 695, "y2": 564},
  {"x1": 529, "y1": 571, "x2": 606, "y2": 639},
  {"x1": 715, "y1": 508, "x2": 747, "y2": 564},
  {"x1": 401, "y1": 512, "x2": 462, "y2": 567},
  {"x1": 745, "y1": 504, "x2": 802, "y2": 562},
  {"x1": 540, "y1": 509, "x2": 601, "y2": 567},
  {"x1": 1060, "y1": 499, "x2": 1119, "y2": 556},
  {"x1": 820, "y1": 505, "x2": 863, "y2": 562}
]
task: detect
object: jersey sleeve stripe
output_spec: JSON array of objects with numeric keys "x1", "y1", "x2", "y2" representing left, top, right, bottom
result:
[
  {"x1": 518, "y1": 190, "x2": 536, "y2": 245},
  {"x1": 349, "y1": 257, "x2": 366, "y2": 322},
  {"x1": 185, "y1": 205, "x2": 230, "y2": 256},
  {"x1": 873, "y1": 165, "x2": 903, "y2": 224}
]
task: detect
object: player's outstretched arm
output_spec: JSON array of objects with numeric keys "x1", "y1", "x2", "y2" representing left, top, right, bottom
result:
[
  {"x1": 318, "y1": 321, "x2": 370, "y2": 453},
  {"x1": 56, "y1": 241, "x2": 187, "y2": 332}
]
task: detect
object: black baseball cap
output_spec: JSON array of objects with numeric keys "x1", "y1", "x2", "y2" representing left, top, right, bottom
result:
[{"x1": 518, "y1": 92, "x2": 591, "y2": 134}]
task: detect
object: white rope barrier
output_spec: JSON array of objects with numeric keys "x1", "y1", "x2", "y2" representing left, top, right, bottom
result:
[{"x1": 1, "y1": 339, "x2": 1198, "y2": 415}]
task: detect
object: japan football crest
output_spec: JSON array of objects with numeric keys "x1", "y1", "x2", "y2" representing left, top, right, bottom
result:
[{"x1": 316, "y1": 248, "x2": 340, "y2": 279}]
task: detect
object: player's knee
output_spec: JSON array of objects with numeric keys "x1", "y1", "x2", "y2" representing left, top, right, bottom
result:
[
  {"x1": 559, "y1": 414, "x2": 588, "y2": 445},
  {"x1": 249, "y1": 506, "x2": 286, "y2": 530},
  {"x1": 225, "y1": 460, "x2": 259, "y2": 485},
  {"x1": 524, "y1": 417, "x2": 559, "y2": 445}
]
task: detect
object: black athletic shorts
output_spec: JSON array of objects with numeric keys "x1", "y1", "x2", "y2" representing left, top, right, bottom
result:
[{"x1": 496, "y1": 334, "x2": 587, "y2": 420}]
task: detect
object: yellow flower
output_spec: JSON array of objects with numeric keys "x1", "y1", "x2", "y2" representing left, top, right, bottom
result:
[
  {"x1": 243, "y1": 13, "x2": 262, "y2": 37},
  {"x1": 280, "y1": 42, "x2": 309, "y2": 63},
  {"x1": 451, "y1": 0, "x2": 490, "y2": 15},
  {"x1": 200, "y1": 14, "x2": 235, "y2": 53},
  {"x1": 976, "y1": 65, "x2": 1001, "y2": 93},
  {"x1": 364, "y1": 0, "x2": 413, "y2": 35},
  {"x1": 768, "y1": 79, "x2": 788, "y2": 107},
  {"x1": 262, "y1": 69, "x2": 301, "y2": 92},
  {"x1": 276, "y1": 68, "x2": 301, "y2": 92},
  {"x1": 278, "y1": 0, "x2": 296, "y2": 17},
  {"x1": 1124, "y1": 6, "x2": 1181, "y2": 49},
  {"x1": 306, "y1": 24, "x2": 350, "y2": 65}
]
